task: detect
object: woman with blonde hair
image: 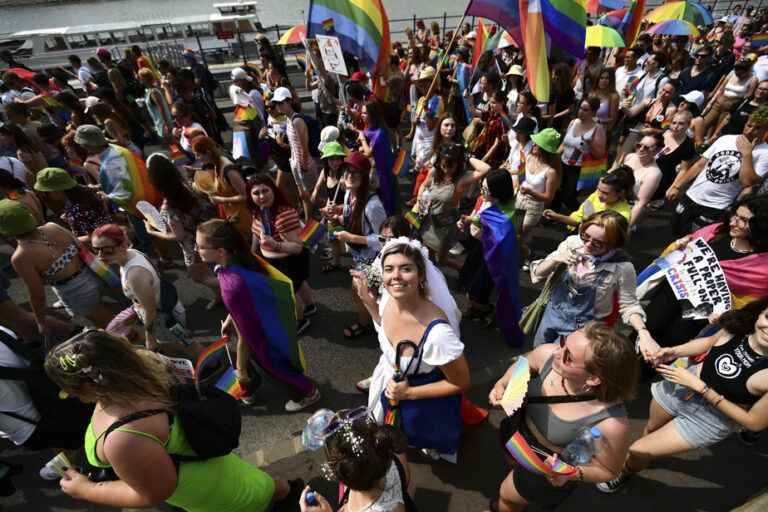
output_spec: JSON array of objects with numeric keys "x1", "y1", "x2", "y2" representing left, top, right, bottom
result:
[{"x1": 44, "y1": 329, "x2": 290, "y2": 510}]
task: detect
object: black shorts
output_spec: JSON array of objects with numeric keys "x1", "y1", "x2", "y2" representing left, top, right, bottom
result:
[{"x1": 267, "y1": 249, "x2": 310, "y2": 289}]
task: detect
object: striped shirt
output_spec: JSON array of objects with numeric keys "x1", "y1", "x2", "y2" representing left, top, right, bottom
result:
[{"x1": 251, "y1": 205, "x2": 301, "y2": 241}]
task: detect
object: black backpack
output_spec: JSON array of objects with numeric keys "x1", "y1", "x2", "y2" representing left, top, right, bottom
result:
[
  {"x1": 104, "y1": 383, "x2": 241, "y2": 461},
  {"x1": 295, "y1": 113, "x2": 322, "y2": 158}
]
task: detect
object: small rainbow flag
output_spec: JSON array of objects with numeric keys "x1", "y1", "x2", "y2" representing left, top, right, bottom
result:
[
  {"x1": 505, "y1": 431, "x2": 579, "y2": 477},
  {"x1": 300, "y1": 218, "x2": 327, "y2": 250},
  {"x1": 169, "y1": 143, "x2": 190, "y2": 167},
  {"x1": 215, "y1": 366, "x2": 247, "y2": 400},
  {"x1": 391, "y1": 147, "x2": 410, "y2": 176},
  {"x1": 195, "y1": 337, "x2": 229, "y2": 379},
  {"x1": 321, "y1": 18, "x2": 335, "y2": 33},
  {"x1": 577, "y1": 154, "x2": 607, "y2": 192},
  {"x1": 404, "y1": 210, "x2": 422, "y2": 231},
  {"x1": 752, "y1": 33, "x2": 768, "y2": 48}
]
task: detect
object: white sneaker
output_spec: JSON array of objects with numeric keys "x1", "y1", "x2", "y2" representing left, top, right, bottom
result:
[
  {"x1": 39, "y1": 465, "x2": 61, "y2": 481},
  {"x1": 356, "y1": 376, "x2": 372, "y2": 392},
  {"x1": 285, "y1": 389, "x2": 321, "y2": 412},
  {"x1": 449, "y1": 243, "x2": 465, "y2": 256}
]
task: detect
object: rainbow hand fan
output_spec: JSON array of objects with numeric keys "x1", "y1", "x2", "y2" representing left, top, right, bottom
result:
[{"x1": 500, "y1": 356, "x2": 531, "y2": 416}]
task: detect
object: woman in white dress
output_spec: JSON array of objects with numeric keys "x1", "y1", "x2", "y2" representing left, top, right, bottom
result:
[{"x1": 352, "y1": 238, "x2": 470, "y2": 461}]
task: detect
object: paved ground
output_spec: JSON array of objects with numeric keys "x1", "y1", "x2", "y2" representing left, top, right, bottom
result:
[{"x1": 1, "y1": 105, "x2": 767, "y2": 510}]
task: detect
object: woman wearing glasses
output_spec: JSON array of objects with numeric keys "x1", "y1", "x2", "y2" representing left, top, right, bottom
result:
[
  {"x1": 0, "y1": 199, "x2": 113, "y2": 336},
  {"x1": 92, "y1": 224, "x2": 185, "y2": 351},
  {"x1": 44, "y1": 329, "x2": 290, "y2": 511},
  {"x1": 530, "y1": 211, "x2": 651, "y2": 348},
  {"x1": 488, "y1": 323, "x2": 638, "y2": 512},
  {"x1": 621, "y1": 134, "x2": 663, "y2": 230}
]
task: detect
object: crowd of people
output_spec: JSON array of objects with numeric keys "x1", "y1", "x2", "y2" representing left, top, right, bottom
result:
[{"x1": 1, "y1": 3, "x2": 768, "y2": 512}]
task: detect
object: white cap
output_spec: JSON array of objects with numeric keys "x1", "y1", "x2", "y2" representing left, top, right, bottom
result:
[
  {"x1": 230, "y1": 67, "x2": 253, "y2": 82},
  {"x1": 681, "y1": 90, "x2": 705, "y2": 109},
  {"x1": 718, "y1": 16, "x2": 729, "y2": 22},
  {"x1": 83, "y1": 96, "x2": 100, "y2": 112},
  {"x1": 271, "y1": 86, "x2": 292, "y2": 103},
  {"x1": 466, "y1": 30, "x2": 477, "y2": 39}
]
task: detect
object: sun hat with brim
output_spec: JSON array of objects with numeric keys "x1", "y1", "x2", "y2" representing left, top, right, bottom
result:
[
  {"x1": 418, "y1": 66, "x2": 436, "y2": 81},
  {"x1": 531, "y1": 128, "x2": 561, "y2": 154},
  {"x1": 0, "y1": 199, "x2": 37, "y2": 237},
  {"x1": 34, "y1": 167, "x2": 77, "y2": 192},
  {"x1": 321, "y1": 141, "x2": 347, "y2": 160},
  {"x1": 505, "y1": 65, "x2": 524, "y2": 77},
  {"x1": 74, "y1": 125, "x2": 106, "y2": 146}
]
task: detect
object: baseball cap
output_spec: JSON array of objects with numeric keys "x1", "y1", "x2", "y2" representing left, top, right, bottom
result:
[
  {"x1": 466, "y1": 31, "x2": 477, "y2": 39},
  {"x1": 0, "y1": 199, "x2": 37, "y2": 237},
  {"x1": 74, "y1": 125, "x2": 107, "y2": 147},
  {"x1": 270, "y1": 86, "x2": 292, "y2": 103},
  {"x1": 350, "y1": 70, "x2": 368, "y2": 82},
  {"x1": 230, "y1": 67, "x2": 253, "y2": 82},
  {"x1": 34, "y1": 167, "x2": 77, "y2": 192},
  {"x1": 681, "y1": 90, "x2": 705, "y2": 109},
  {"x1": 83, "y1": 96, "x2": 100, "y2": 113},
  {"x1": 512, "y1": 116, "x2": 536, "y2": 136}
]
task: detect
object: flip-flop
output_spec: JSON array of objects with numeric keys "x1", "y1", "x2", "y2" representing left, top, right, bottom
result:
[{"x1": 343, "y1": 322, "x2": 374, "y2": 339}]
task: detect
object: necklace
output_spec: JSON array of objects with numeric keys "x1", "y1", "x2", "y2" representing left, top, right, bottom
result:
[
  {"x1": 730, "y1": 238, "x2": 753, "y2": 254},
  {"x1": 561, "y1": 376, "x2": 572, "y2": 395}
]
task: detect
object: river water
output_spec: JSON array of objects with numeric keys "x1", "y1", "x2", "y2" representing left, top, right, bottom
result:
[{"x1": 1, "y1": 0, "x2": 470, "y2": 37}]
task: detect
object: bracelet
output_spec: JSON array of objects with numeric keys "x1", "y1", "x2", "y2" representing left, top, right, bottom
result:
[
  {"x1": 576, "y1": 466, "x2": 585, "y2": 482},
  {"x1": 700, "y1": 384, "x2": 710, "y2": 395},
  {"x1": 713, "y1": 394, "x2": 724, "y2": 407}
]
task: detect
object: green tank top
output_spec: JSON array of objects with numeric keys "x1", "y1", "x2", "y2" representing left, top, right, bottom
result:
[{"x1": 84, "y1": 413, "x2": 275, "y2": 512}]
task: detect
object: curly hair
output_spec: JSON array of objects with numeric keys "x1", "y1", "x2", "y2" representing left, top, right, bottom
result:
[
  {"x1": 748, "y1": 105, "x2": 768, "y2": 129},
  {"x1": 717, "y1": 297, "x2": 768, "y2": 339},
  {"x1": 715, "y1": 195, "x2": 768, "y2": 252}
]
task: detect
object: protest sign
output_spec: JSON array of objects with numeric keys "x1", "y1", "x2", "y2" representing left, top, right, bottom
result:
[{"x1": 316, "y1": 35, "x2": 348, "y2": 76}]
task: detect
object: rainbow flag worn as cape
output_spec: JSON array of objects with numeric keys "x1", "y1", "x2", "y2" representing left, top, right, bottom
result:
[
  {"x1": 215, "y1": 366, "x2": 247, "y2": 400},
  {"x1": 637, "y1": 223, "x2": 768, "y2": 310},
  {"x1": 300, "y1": 218, "x2": 327, "y2": 250},
  {"x1": 364, "y1": 126, "x2": 397, "y2": 215},
  {"x1": 752, "y1": 33, "x2": 768, "y2": 48},
  {"x1": 78, "y1": 245, "x2": 121, "y2": 289},
  {"x1": 103, "y1": 145, "x2": 161, "y2": 213},
  {"x1": 505, "y1": 431, "x2": 579, "y2": 477},
  {"x1": 216, "y1": 258, "x2": 314, "y2": 396},
  {"x1": 577, "y1": 153, "x2": 607, "y2": 192},
  {"x1": 480, "y1": 205, "x2": 524, "y2": 346}
]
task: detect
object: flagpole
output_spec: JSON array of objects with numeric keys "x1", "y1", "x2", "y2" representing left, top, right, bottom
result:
[{"x1": 406, "y1": 13, "x2": 467, "y2": 139}]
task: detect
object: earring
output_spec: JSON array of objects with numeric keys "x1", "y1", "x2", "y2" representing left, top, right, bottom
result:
[{"x1": 419, "y1": 281, "x2": 426, "y2": 290}]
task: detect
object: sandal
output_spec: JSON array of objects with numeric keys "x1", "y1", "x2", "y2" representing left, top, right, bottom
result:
[
  {"x1": 322, "y1": 262, "x2": 342, "y2": 273},
  {"x1": 343, "y1": 322, "x2": 374, "y2": 339}
]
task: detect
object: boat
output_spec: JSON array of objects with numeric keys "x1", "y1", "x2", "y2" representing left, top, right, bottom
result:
[{"x1": 0, "y1": 0, "x2": 270, "y2": 70}]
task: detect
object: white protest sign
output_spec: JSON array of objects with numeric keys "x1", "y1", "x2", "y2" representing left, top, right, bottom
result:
[
  {"x1": 316, "y1": 35, "x2": 348, "y2": 76},
  {"x1": 662, "y1": 238, "x2": 731, "y2": 320},
  {"x1": 156, "y1": 353, "x2": 195, "y2": 382}
]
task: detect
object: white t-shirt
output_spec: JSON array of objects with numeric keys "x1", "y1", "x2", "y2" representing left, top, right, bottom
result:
[
  {"x1": 687, "y1": 135, "x2": 768, "y2": 209},
  {"x1": 180, "y1": 122, "x2": 206, "y2": 152},
  {"x1": 615, "y1": 65, "x2": 643, "y2": 101},
  {"x1": 754, "y1": 55, "x2": 768, "y2": 82},
  {"x1": 0, "y1": 327, "x2": 40, "y2": 446},
  {"x1": 228, "y1": 84, "x2": 255, "y2": 109},
  {"x1": 77, "y1": 66, "x2": 94, "y2": 87}
]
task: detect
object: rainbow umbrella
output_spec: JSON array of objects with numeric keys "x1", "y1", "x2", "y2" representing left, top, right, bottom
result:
[
  {"x1": 277, "y1": 24, "x2": 306, "y2": 45},
  {"x1": 599, "y1": 8, "x2": 628, "y2": 29},
  {"x1": 645, "y1": 1, "x2": 714, "y2": 27},
  {"x1": 585, "y1": 25, "x2": 626, "y2": 48},
  {"x1": 647, "y1": 19, "x2": 700, "y2": 36}
]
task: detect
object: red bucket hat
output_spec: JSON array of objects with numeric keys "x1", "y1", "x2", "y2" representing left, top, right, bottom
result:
[{"x1": 344, "y1": 151, "x2": 371, "y2": 173}]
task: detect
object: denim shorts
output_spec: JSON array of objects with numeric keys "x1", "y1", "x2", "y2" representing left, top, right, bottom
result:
[{"x1": 651, "y1": 377, "x2": 739, "y2": 449}]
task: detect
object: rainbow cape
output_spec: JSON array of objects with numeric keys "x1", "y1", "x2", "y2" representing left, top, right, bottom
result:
[
  {"x1": 364, "y1": 126, "x2": 397, "y2": 215},
  {"x1": 109, "y1": 144, "x2": 161, "y2": 211},
  {"x1": 41, "y1": 93, "x2": 71, "y2": 126},
  {"x1": 637, "y1": 223, "x2": 768, "y2": 310},
  {"x1": 215, "y1": 366, "x2": 247, "y2": 400},
  {"x1": 505, "y1": 431, "x2": 579, "y2": 477},
  {"x1": 480, "y1": 205, "x2": 524, "y2": 346},
  {"x1": 391, "y1": 147, "x2": 410, "y2": 177},
  {"x1": 216, "y1": 258, "x2": 314, "y2": 396},
  {"x1": 577, "y1": 153, "x2": 607, "y2": 192},
  {"x1": 752, "y1": 33, "x2": 768, "y2": 48},
  {"x1": 300, "y1": 218, "x2": 327, "y2": 250}
]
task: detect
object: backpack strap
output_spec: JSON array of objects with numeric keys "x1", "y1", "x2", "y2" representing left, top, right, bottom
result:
[
  {"x1": 526, "y1": 393, "x2": 597, "y2": 404},
  {"x1": 411, "y1": 319, "x2": 450, "y2": 376},
  {"x1": 0, "y1": 329, "x2": 37, "y2": 363},
  {"x1": 0, "y1": 410, "x2": 38, "y2": 426},
  {"x1": 103, "y1": 409, "x2": 170, "y2": 442}
]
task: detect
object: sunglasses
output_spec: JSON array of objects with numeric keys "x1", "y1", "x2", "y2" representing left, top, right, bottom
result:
[
  {"x1": 635, "y1": 143, "x2": 656, "y2": 151},
  {"x1": 580, "y1": 231, "x2": 607, "y2": 251},
  {"x1": 558, "y1": 336, "x2": 586, "y2": 369},
  {"x1": 92, "y1": 244, "x2": 117, "y2": 256}
]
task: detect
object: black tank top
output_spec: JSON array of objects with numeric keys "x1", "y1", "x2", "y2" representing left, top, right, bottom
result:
[{"x1": 700, "y1": 334, "x2": 768, "y2": 405}]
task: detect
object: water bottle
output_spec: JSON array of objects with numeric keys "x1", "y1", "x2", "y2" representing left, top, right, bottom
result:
[
  {"x1": 560, "y1": 426, "x2": 602, "y2": 466},
  {"x1": 301, "y1": 408, "x2": 335, "y2": 451},
  {"x1": 305, "y1": 490, "x2": 319, "y2": 506}
]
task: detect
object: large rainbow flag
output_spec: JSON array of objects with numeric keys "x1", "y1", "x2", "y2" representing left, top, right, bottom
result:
[
  {"x1": 637, "y1": 223, "x2": 768, "y2": 311},
  {"x1": 480, "y1": 205, "x2": 524, "y2": 347},
  {"x1": 577, "y1": 153, "x2": 607, "y2": 192},
  {"x1": 216, "y1": 257, "x2": 314, "y2": 397},
  {"x1": 107, "y1": 144, "x2": 161, "y2": 213},
  {"x1": 618, "y1": 0, "x2": 646, "y2": 47},
  {"x1": 307, "y1": 0, "x2": 391, "y2": 98},
  {"x1": 541, "y1": 0, "x2": 587, "y2": 60},
  {"x1": 505, "y1": 431, "x2": 579, "y2": 477},
  {"x1": 471, "y1": 20, "x2": 490, "y2": 68}
]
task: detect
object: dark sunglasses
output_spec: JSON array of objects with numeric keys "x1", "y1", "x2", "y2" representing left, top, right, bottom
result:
[
  {"x1": 92, "y1": 244, "x2": 117, "y2": 256},
  {"x1": 558, "y1": 335, "x2": 586, "y2": 369}
]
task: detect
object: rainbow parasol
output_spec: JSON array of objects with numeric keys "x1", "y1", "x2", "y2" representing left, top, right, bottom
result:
[
  {"x1": 598, "y1": 8, "x2": 628, "y2": 29},
  {"x1": 585, "y1": 25, "x2": 626, "y2": 48},
  {"x1": 647, "y1": 19, "x2": 700, "y2": 36},
  {"x1": 277, "y1": 24, "x2": 306, "y2": 45},
  {"x1": 644, "y1": 1, "x2": 714, "y2": 27},
  {"x1": 500, "y1": 356, "x2": 531, "y2": 416}
]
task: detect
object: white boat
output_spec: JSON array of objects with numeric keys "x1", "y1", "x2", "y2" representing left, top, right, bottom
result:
[{"x1": 1, "y1": 0, "x2": 267, "y2": 70}]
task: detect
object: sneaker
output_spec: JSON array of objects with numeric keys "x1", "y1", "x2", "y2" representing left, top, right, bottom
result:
[
  {"x1": 356, "y1": 376, "x2": 372, "y2": 392},
  {"x1": 521, "y1": 260, "x2": 531, "y2": 272},
  {"x1": 285, "y1": 389, "x2": 321, "y2": 412},
  {"x1": 304, "y1": 303, "x2": 318, "y2": 317},
  {"x1": 449, "y1": 242, "x2": 465, "y2": 256},
  {"x1": 739, "y1": 430, "x2": 762, "y2": 446},
  {"x1": 51, "y1": 300, "x2": 64, "y2": 309},
  {"x1": 596, "y1": 472, "x2": 631, "y2": 493},
  {"x1": 39, "y1": 465, "x2": 61, "y2": 481},
  {"x1": 297, "y1": 317, "x2": 311, "y2": 336}
]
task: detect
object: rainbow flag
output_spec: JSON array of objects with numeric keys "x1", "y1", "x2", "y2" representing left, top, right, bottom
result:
[
  {"x1": 618, "y1": 0, "x2": 645, "y2": 46},
  {"x1": 42, "y1": 93, "x2": 71, "y2": 126},
  {"x1": 78, "y1": 245, "x2": 121, "y2": 289},
  {"x1": 169, "y1": 143, "x2": 191, "y2": 167},
  {"x1": 234, "y1": 105, "x2": 259, "y2": 123},
  {"x1": 471, "y1": 20, "x2": 489, "y2": 68},
  {"x1": 465, "y1": 0, "x2": 521, "y2": 44},
  {"x1": 215, "y1": 366, "x2": 247, "y2": 400},
  {"x1": 505, "y1": 431, "x2": 579, "y2": 477},
  {"x1": 577, "y1": 153, "x2": 607, "y2": 192},
  {"x1": 404, "y1": 210, "x2": 422, "y2": 231},
  {"x1": 109, "y1": 144, "x2": 161, "y2": 212},
  {"x1": 322, "y1": 17, "x2": 335, "y2": 32},
  {"x1": 195, "y1": 336, "x2": 229, "y2": 378},
  {"x1": 217, "y1": 259, "x2": 314, "y2": 396},
  {"x1": 520, "y1": 0, "x2": 551, "y2": 102},
  {"x1": 752, "y1": 32, "x2": 768, "y2": 48},
  {"x1": 480, "y1": 205, "x2": 524, "y2": 346},
  {"x1": 391, "y1": 147, "x2": 410, "y2": 177},
  {"x1": 300, "y1": 218, "x2": 327, "y2": 250},
  {"x1": 307, "y1": 0, "x2": 391, "y2": 96},
  {"x1": 541, "y1": 0, "x2": 587, "y2": 59}
]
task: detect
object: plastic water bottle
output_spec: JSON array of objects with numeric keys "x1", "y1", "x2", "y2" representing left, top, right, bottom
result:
[
  {"x1": 301, "y1": 409, "x2": 335, "y2": 451},
  {"x1": 560, "y1": 426, "x2": 602, "y2": 466},
  {"x1": 305, "y1": 490, "x2": 319, "y2": 506}
]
